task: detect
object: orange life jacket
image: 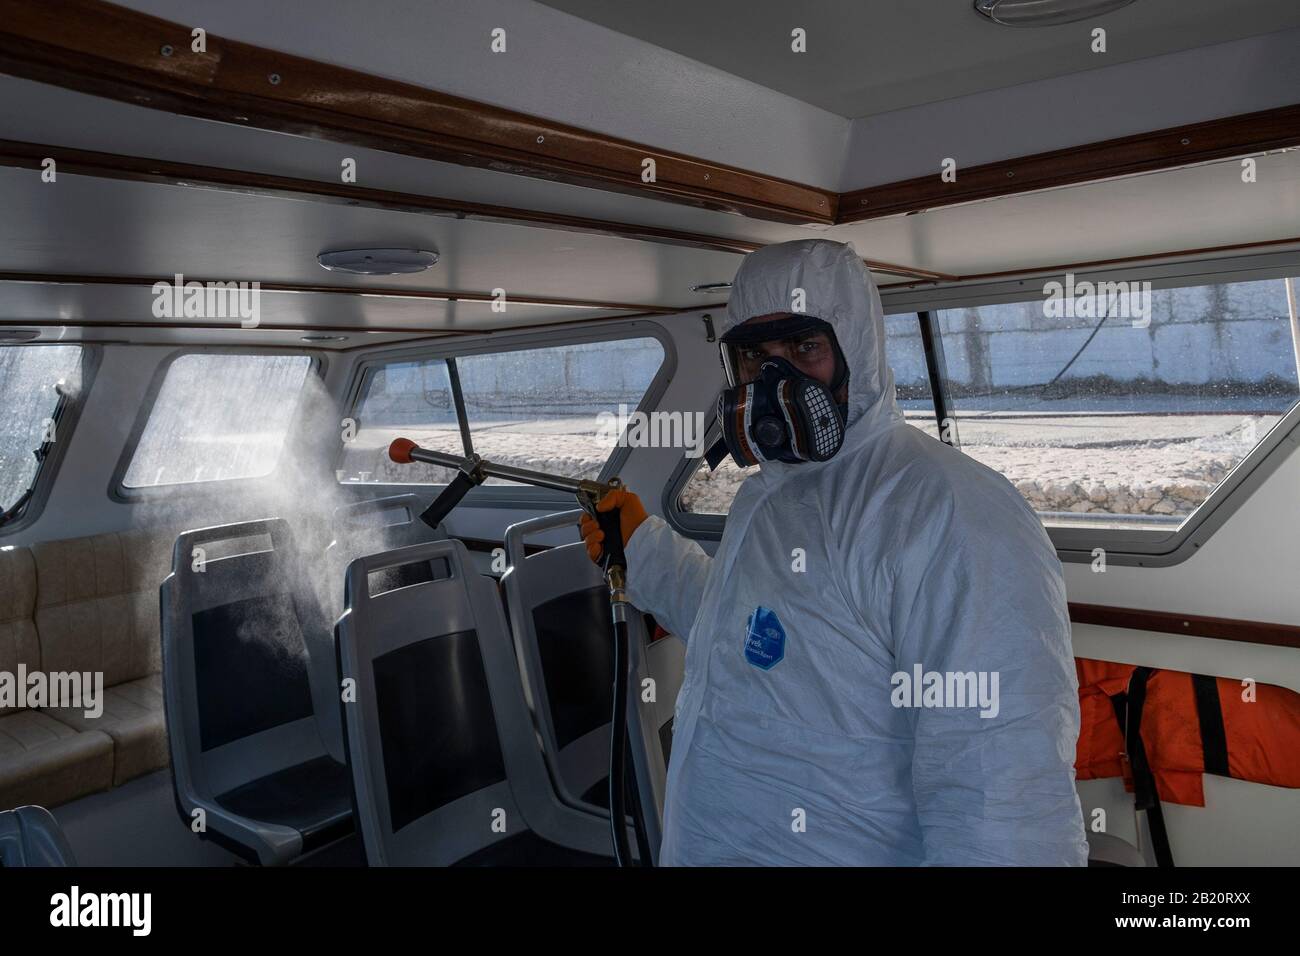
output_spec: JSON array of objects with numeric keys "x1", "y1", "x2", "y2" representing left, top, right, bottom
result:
[{"x1": 1074, "y1": 658, "x2": 1300, "y2": 807}]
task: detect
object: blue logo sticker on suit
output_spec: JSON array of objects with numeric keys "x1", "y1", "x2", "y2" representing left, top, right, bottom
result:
[{"x1": 743, "y1": 606, "x2": 786, "y2": 670}]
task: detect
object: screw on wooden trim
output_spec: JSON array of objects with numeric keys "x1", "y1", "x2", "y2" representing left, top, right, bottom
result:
[
  {"x1": 1006, "y1": 171, "x2": 1015, "y2": 178},
  {"x1": 268, "y1": 73, "x2": 282, "y2": 85},
  {"x1": 160, "y1": 44, "x2": 173, "y2": 57},
  {"x1": 1180, "y1": 138, "x2": 1191, "y2": 145},
  {"x1": 536, "y1": 135, "x2": 545, "y2": 144}
]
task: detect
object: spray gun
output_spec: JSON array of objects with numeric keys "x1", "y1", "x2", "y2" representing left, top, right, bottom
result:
[{"x1": 387, "y1": 438, "x2": 646, "y2": 866}]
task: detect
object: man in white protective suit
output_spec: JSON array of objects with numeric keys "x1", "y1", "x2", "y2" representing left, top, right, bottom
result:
[{"x1": 580, "y1": 238, "x2": 1089, "y2": 866}]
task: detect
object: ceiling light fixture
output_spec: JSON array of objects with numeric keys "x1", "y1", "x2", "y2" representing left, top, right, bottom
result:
[
  {"x1": 316, "y1": 248, "x2": 439, "y2": 275},
  {"x1": 974, "y1": 0, "x2": 1137, "y2": 27}
]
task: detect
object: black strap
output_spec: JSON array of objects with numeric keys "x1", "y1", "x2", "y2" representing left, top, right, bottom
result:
[
  {"x1": 704, "y1": 437, "x2": 729, "y2": 471},
  {"x1": 1114, "y1": 667, "x2": 1175, "y2": 868},
  {"x1": 418, "y1": 468, "x2": 479, "y2": 530},
  {"x1": 1191, "y1": 674, "x2": 1231, "y2": 778}
]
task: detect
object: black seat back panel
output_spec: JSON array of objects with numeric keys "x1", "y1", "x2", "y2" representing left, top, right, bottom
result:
[
  {"x1": 533, "y1": 586, "x2": 615, "y2": 750},
  {"x1": 193, "y1": 592, "x2": 314, "y2": 751},
  {"x1": 374, "y1": 629, "x2": 506, "y2": 832}
]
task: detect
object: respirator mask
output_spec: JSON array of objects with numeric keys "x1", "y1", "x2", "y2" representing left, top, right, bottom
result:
[{"x1": 716, "y1": 316, "x2": 849, "y2": 467}]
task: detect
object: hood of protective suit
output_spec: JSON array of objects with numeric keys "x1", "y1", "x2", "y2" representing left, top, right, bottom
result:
[{"x1": 724, "y1": 239, "x2": 903, "y2": 446}]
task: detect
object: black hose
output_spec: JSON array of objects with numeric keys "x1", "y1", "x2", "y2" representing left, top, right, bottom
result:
[
  {"x1": 608, "y1": 616, "x2": 633, "y2": 866},
  {"x1": 959, "y1": 310, "x2": 1113, "y2": 420},
  {"x1": 1043, "y1": 310, "x2": 1111, "y2": 391},
  {"x1": 596, "y1": 497, "x2": 652, "y2": 866},
  {"x1": 626, "y1": 733, "x2": 653, "y2": 866}
]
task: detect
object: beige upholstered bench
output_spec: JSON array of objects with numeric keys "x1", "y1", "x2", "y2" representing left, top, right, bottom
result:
[{"x1": 0, "y1": 529, "x2": 175, "y2": 810}]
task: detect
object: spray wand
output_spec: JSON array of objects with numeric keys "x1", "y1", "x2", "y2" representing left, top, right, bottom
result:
[{"x1": 387, "y1": 438, "x2": 647, "y2": 866}]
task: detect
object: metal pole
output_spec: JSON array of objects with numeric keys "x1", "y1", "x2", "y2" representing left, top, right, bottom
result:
[
  {"x1": 918, "y1": 310, "x2": 958, "y2": 448},
  {"x1": 1286, "y1": 276, "x2": 1300, "y2": 393},
  {"x1": 405, "y1": 444, "x2": 593, "y2": 494},
  {"x1": 445, "y1": 357, "x2": 474, "y2": 458}
]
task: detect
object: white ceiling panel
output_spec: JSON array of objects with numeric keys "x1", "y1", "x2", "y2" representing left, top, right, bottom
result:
[
  {"x1": 0, "y1": 166, "x2": 743, "y2": 307},
  {"x1": 112, "y1": 0, "x2": 851, "y2": 188},
  {"x1": 0, "y1": 75, "x2": 828, "y2": 248},
  {"x1": 1, "y1": 325, "x2": 431, "y2": 350},
  {"x1": 538, "y1": 0, "x2": 1300, "y2": 118},
  {"x1": 0, "y1": 282, "x2": 649, "y2": 335},
  {"x1": 827, "y1": 150, "x2": 1300, "y2": 281}
]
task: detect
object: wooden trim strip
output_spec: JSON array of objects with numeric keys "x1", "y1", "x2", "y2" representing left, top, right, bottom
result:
[
  {"x1": 0, "y1": 138, "x2": 953, "y2": 282},
  {"x1": 0, "y1": 0, "x2": 836, "y2": 225},
  {"x1": 1069, "y1": 602, "x2": 1300, "y2": 650},
  {"x1": 841, "y1": 102, "x2": 1300, "y2": 223},
  {"x1": 0, "y1": 138, "x2": 762, "y2": 257},
  {"x1": 863, "y1": 261, "x2": 958, "y2": 282}
]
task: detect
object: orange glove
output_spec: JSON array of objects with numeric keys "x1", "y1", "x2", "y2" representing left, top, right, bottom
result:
[{"x1": 579, "y1": 488, "x2": 648, "y2": 565}]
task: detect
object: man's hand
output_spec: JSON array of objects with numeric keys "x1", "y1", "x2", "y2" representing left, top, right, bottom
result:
[{"x1": 579, "y1": 488, "x2": 648, "y2": 565}]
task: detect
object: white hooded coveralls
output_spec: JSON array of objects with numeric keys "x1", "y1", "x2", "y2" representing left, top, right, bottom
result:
[{"x1": 625, "y1": 239, "x2": 1088, "y2": 866}]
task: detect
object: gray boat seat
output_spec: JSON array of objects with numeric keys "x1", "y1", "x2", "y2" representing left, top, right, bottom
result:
[
  {"x1": 0, "y1": 805, "x2": 77, "y2": 866},
  {"x1": 160, "y1": 519, "x2": 352, "y2": 865},
  {"x1": 325, "y1": 495, "x2": 446, "y2": 615},
  {"x1": 335, "y1": 538, "x2": 636, "y2": 865},
  {"x1": 501, "y1": 510, "x2": 668, "y2": 862}
]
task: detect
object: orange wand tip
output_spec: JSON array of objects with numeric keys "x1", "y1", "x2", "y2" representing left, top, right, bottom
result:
[{"x1": 388, "y1": 437, "x2": 417, "y2": 464}]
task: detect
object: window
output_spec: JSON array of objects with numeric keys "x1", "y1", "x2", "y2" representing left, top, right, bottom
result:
[
  {"x1": 677, "y1": 313, "x2": 936, "y2": 515},
  {"x1": 885, "y1": 313, "x2": 940, "y2": 442},
  {"x1": 122, "y1": 353, "x2": 314, "y2": 489},
  {"x1": 669, "y1": 271, "x2": 1300, "y2": 559},
  {"x1": 934, "y1": 276, "x2": 1300, "y2": 530},
  {"x1": 0, "y1": 345, "x2": 84, "y2": 522},
  {"x1": 339, "y1": 357, "x2": 463, "y2": 485},
  {"x1": 338, "y1": 335, "x2": 667, "y2": 486}
]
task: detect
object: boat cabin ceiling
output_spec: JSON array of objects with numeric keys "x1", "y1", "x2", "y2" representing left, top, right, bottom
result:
[{"x1": 0, "y1": 0, "x2": 1297, "y2": 346}]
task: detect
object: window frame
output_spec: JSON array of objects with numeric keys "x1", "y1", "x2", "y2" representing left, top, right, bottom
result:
[
  {"x1": 109, "y1": 347, "x2": 327, "y2": 502},
  {"x1": 0, "y1": 343, "x2": 101, "y2": 537},
  {"x1": 664, "y1": 252, "x2": 1300, "y2": 566},
  {"x1": 336, "y1": 318, "x2": 677, "y2": 509}
]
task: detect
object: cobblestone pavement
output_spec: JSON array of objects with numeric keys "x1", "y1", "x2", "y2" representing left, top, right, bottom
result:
[{"x1": 339, "y1": 407, "x2": 1290, "y2": 522}]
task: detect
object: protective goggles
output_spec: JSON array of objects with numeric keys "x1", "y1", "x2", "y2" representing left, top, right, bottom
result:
[{"x1": 718, "y1": 315, "x2": 844, "y2": 389}]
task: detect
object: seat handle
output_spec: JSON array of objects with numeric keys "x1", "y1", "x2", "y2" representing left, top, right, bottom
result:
[
  {"x1": 503, "y1": 509, "x2": 584, "y2": 571},
  {"x1": 342, "y1": 538, "x2": 465, "y2": 607},
  {"x1": 174, "y1": 517, "x2": 289, "y2": 570},
  {"x1": 334, "y1": 493, "x2": 419, "y2": 523}
]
